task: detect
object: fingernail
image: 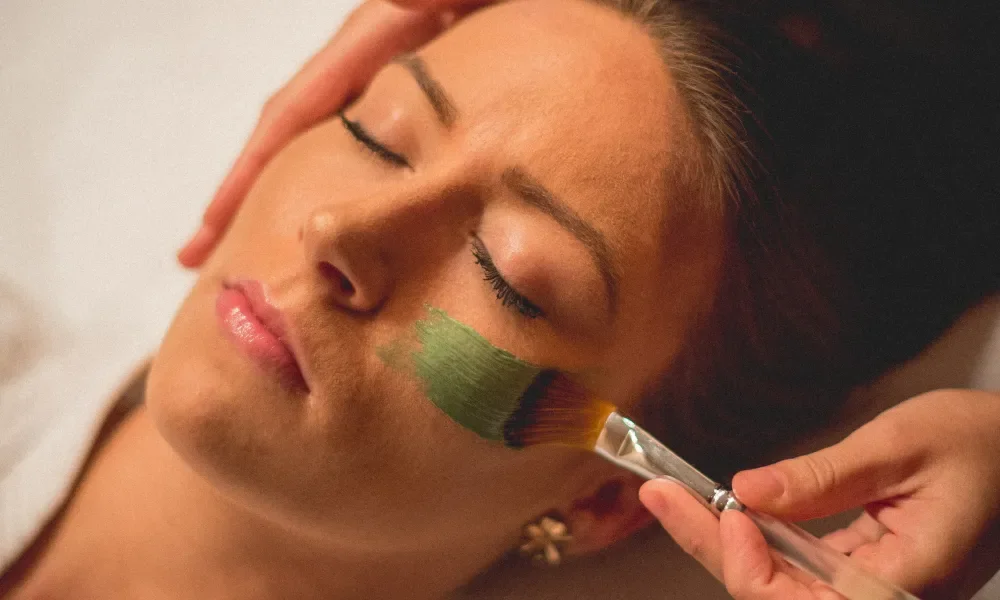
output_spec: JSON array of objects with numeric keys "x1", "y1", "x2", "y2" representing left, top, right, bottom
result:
[
  {"x1": 177, "y1": 226, "x2": 214, "y2": 265},
  {"x1": 733, "y1": 468, "x2": 784, "y2": 501}
]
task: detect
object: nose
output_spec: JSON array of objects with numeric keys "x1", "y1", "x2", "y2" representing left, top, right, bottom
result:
[
  {"x1": 300, "y1": 207, "x2": 391, "y2": 313},
  {"x1": 300, "y1": 175, "x2": 480, "y2": 313}
]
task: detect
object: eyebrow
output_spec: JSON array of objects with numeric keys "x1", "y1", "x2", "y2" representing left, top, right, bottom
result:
[
  {"x1": 502, "y1": 167, "x2": 620, "y2": 315},
  {"x1": 391, "y1": 54, "x2": 618, "y2": 315},
  {"x1": 393, "y1": 54, "x2": 458, "y2": 128}
]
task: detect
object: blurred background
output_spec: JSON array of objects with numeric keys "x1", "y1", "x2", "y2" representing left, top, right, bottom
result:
[
  {"x1": 1, "y1": 0, "x2": 998, "y2": 598},
  {"x1": 1, "y1": 1, "x2": 342, "y2": 350}
]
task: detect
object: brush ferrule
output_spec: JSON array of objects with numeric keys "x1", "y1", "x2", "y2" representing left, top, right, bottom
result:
[
  {"x1": 710, "y1": 486, "x2": 745, "y2": 513},
  {"x1": 595, "y1": 412, "x2": 726, "y2": 511}
]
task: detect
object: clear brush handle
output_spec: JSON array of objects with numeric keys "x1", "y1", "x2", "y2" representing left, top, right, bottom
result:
[
  {"x1": 595, "y1": 412, "x2": 922, "y2": 600},
  {"x1": 719, "y1": 491, "x2": 921, "y2": 600}
]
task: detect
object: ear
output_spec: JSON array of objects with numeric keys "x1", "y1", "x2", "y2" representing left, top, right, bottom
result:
[{"x1": 562, "y1": 472, "x2": 655, "y2": 556}]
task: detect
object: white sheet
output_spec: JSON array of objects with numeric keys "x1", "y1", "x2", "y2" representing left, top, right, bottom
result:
[{"x1": 2, "y1": 1, "x2": 998, "y2": 598}]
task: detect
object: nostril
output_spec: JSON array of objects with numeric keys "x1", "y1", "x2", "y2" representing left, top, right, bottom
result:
[
  {"x1": 339, "y1": 275, "x2": 355, "y2": 296},
  {"x1": 318, "y1": 262, "x2": 355, "y2": 296}
]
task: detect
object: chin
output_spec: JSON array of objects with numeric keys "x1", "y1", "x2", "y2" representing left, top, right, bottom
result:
[{"x1": 144, "y1": 294, "x2": 308, "y2": 512}]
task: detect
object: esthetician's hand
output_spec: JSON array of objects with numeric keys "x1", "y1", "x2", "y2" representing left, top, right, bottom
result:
[
  {"x1": 177, "y1": 0, "x2": 488, "y2": 267},
  {"x1": 639, "y1": 389, "x2": 1000, "y2": 600}
]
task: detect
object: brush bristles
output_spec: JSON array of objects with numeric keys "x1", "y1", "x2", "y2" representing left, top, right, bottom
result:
[{"x1": 503, "y1": 371, "x2": 617, "y2": 449}]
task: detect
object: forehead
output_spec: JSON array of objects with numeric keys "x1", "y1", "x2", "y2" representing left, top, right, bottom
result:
[{"x1": 419, "y1": 0, "x2": 679, "y2": 259}]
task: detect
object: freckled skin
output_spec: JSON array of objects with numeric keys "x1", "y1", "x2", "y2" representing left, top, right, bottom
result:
[{"x1": 146, "y1": 0, "x2": 723, "y2": 562}]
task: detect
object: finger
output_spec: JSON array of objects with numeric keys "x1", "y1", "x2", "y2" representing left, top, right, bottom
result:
[
  {"x1": 821, "y1": 511, "x2": 887, "y2": 555},
  {"x1": 845, "y1": 506, "x2": 952, "y2": 593},
  {"x1": 211, "y1": 3, "x2": 447, "y2": 226},
  {"x1": 180, "y1": 1, "x2": 451, "y2": 267},
  {"x1": 639, "y1": 479, "x2": 723, "y2": 580},
  {"x1": 720, "y1": 510, "x2": 845, "y2": 600},
  {"x1": 177, "y1": 224, "x2": 219, "y2": 267},
  {"x1": 845, "y1": 531, "x2": 910, "y2": 580},
  {"x1": 821, "y1": 529, "x2": 870, "y2": 556},
  {"x1": 835, "y1": 501, "x2": 945, "y2": 592},
  {"x1": 719, "y1": 510, "x2": 780, "y2": 596},
  {"x1": 824, "y1": 498, "x2": 989, "y2": 594},
  {"x1": 731, "y1": 421, "x2": 922, "y2": 521},
  {"x1": 839, "y1": 530, "x2": 947, "y2": 596},
  {"x1": 248, "y1": 2, "x2": 451, "y2": 155}
]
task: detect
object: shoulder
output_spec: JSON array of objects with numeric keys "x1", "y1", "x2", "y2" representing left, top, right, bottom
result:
[{"x1": 0, "y1": 334, "x2": 150, "y2": 576}]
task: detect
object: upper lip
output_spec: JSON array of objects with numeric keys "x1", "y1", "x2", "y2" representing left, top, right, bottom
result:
[{"x1": 225, "y1": 278, "x2": 310, "y2": 391}]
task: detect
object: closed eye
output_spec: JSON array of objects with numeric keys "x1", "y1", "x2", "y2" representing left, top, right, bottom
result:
[
  {"x1": 471, "y1": 237, "x2": 543, "y2": 319},
  {"x1": 339, "y1": 112, "x2": 411, "y2": 169}
]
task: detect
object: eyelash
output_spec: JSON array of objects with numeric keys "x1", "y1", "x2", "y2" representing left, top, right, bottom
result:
[
  {"x1": 471, "y1": 238, "x2": 543, "y2": 319},
  {"x1": 339, "y1": 112, "x2": 539, "y2": 319},
  {"x1": 338, "y1": 112, "x2": 411, "y2": 169}
]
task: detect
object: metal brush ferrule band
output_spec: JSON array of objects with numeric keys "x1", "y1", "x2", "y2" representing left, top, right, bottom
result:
[
  {"x1": 594, "y1": 412, "x2": 723, "y2": 508},
  {"x1": 710, "y1": 486, "x2": 745, "y2": 514}
]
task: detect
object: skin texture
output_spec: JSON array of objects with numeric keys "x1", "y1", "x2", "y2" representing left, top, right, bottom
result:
[
  {"x1": 400, "y1": 307, "x2": 543, "y2": 442},
  {"x1": 640, "y1": 389, "x2": 1000, "y2": 600},
  {"x1": 152, "y1": 0, "x2": 723, "y2": 549},
  {"x1": 154, "y1": 0, "x2": 712, "y2": 549},
  {"x1": 2, "y1": 1, "x2": 723, "y2": 598}
]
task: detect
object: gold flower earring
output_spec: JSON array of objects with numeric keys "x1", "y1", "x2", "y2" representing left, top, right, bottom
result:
[{"x1": 518, "y1": 516, "x2": 572, "y2": 566}]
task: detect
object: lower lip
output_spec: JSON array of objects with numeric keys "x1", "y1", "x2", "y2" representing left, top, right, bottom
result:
[{"x1": 215, "y1": 287, "x2": 305, "y2": 389}]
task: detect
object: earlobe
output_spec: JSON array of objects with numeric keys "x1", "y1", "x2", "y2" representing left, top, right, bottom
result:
[{"x1": 564, "y1": 474, "x2": 655, "y2": 556}]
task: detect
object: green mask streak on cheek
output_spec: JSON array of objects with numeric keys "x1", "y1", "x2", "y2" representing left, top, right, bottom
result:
[{"x1": 381, "y1": 307, "x2": 542, "y2": 442}]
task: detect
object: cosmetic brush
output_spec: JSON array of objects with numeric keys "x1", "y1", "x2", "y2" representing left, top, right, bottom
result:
[{"x1": 503, "y1": 372, "x2": 920, "y2": 600}]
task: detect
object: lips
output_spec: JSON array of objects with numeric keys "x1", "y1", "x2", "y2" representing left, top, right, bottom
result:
[{"x1": 215, "y1": 279, "x2": 308, "y2": 391}]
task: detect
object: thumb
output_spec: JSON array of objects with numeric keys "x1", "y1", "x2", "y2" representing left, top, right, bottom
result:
[{"x1": 732, "y1": 426, "x2": 920, "y2": 521}]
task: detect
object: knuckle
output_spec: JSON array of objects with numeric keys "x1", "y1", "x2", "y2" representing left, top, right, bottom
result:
[
  {"x1": 875, "y1": 413, "x2": 910, "y2": 449},
  {"x1": 915, "y1": 388, "x2": 958, "y2": 404},
  {"x1": 799, "y1": 452, "x2": 840, "y2": 496},
  {"x1": 870, "y1": 410, "x2": 931, "y2": 469}
]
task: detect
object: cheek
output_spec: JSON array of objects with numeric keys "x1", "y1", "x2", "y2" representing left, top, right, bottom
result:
[{"x1": 143, "y1": 285, "x2": 554, "y2": 545}]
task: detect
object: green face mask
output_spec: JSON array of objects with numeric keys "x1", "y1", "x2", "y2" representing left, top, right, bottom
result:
[{"x1": 379, "y1": 307, "x2": 542, "y2": 442}]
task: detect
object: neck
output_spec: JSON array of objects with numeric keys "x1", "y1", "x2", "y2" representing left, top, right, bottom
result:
[{"x1": 10, "y1": 407, "x2": 502, "y2": 600}]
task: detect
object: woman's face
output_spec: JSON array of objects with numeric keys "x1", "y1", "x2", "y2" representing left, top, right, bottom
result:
[{"x1": 148, "y1": 0, "x2": 721, "y2": 556}]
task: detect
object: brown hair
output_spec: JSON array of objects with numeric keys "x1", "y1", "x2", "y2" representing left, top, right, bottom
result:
[{"x1": 593, "y1": 0, "x2": 849, "y2": 477}]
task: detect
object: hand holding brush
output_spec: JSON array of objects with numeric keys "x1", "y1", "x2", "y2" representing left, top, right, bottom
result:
[
  {"x1": 638, "y1": 389, "x2": 1000, "y2": 600},
  {"x1": 506, "y1": 376, "x2": 1000, "y2": 600},
  {"x1": 390, "y1": 309, "x2": 999, "y2": 598}
]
